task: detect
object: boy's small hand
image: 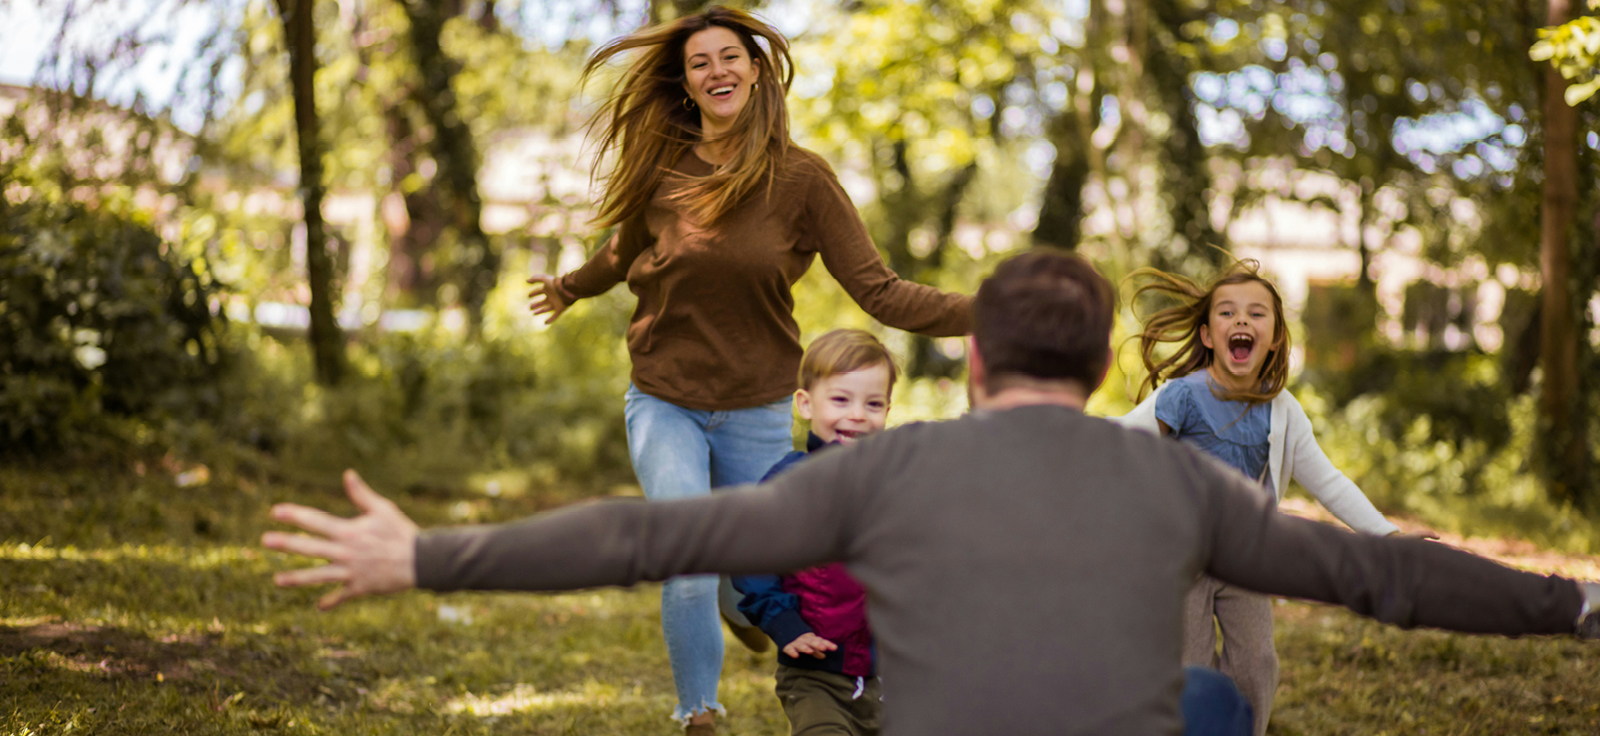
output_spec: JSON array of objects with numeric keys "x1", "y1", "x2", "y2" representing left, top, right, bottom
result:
[{"x1": 783, "y1": 633, "x2": 838, "y2": 659}]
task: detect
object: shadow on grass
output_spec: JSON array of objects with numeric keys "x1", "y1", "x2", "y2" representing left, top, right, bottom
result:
[
  {"x1": 2, "y1": 555, "x2": 301, "y2": 627},
  {"x1": 0, "y1": 621, "x2": 357, "y2": 706}
]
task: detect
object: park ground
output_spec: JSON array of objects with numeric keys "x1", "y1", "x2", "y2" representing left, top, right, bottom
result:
[{"x1": 4, "y1": 456, "x2": 1600, "y2": 736}]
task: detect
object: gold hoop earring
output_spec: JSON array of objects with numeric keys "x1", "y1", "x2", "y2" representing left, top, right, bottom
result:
[{"x1": 683, "y1": 97, "x2": 696, "y2": 110}]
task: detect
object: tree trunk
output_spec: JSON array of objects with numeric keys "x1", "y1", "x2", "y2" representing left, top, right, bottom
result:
[
  {"x1": 1356, "y1": 180, "x2": 1377, "y2": 297},
  {"x1": 905, "y1": 161, "x2": 978, "y2": 380},
  {"x1": 880, "y1": 138, "x2": 921, "y2": 279},
  {"x1": 382, "y1": 105, "x2": 446, "y2": 305},
  {"x1": 1147, "y1": 0, "x2": 1222, "y2": 270},
  {"x1": 1032, "y1": 109, "x2": 1091, "y2": 251},
  {"x1": 275, "y1": 0, "x2": 344, "y2": 385},
  {"x1": 402, "y1": 0, "x2": 496, "y2": 333},
  {"x1": 1538, "y1": 0, "x2": 1586, "y2": 504}
]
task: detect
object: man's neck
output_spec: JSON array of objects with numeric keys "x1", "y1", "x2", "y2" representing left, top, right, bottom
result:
[{"x1": 974, "y1": 387, "x2": 1088, "y2": 413}]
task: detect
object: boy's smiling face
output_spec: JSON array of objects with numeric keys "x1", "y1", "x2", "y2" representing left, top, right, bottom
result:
[{"x1": 796, "y1": 363, "x2": 892, "y2": 445}]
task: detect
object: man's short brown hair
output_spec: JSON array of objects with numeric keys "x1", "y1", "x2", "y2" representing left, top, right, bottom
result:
[{"x1": 973, "y1": 249, "x2": 1116, "y2": 393}]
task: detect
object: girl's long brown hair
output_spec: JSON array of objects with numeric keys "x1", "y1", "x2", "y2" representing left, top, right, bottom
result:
[
  {"x1": 1130, "y1": 259, "x2": 1291, "y2": 405},
  {"x1": 583, "y1": 6, "x2": 794, "y2": 227}
]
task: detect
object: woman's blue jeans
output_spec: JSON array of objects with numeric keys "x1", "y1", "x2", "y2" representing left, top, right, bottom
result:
[{"x1": 624, "y1": 385, "x2": 795, "y2": 723}]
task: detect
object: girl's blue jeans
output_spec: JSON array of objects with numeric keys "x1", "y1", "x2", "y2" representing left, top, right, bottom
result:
[{"x1": 623, "y1": 384, "x2": 795, "y2": 723}]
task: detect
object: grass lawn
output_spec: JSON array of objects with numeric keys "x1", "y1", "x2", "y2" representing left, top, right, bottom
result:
[{"x1": 4, "y1": 459, "x2": 1599, "y2": 735}]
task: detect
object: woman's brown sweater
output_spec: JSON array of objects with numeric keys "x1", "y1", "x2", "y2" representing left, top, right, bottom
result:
[{"x1": 559, "y1": 145, "x2": 972, "y2": 411}]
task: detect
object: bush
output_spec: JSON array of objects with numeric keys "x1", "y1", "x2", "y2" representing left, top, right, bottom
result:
[{"x1": 0, "y1": 189, "x2": 229, "y2": 454}]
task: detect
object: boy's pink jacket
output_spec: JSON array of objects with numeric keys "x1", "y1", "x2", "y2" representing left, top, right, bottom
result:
[{"x1": 732, "y1": 435, "x2": 877, "y2": 676}]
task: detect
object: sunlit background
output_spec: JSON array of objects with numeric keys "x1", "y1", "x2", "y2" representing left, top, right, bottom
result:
[{"x1": 5, "y1": 0, "x2": 1600, "y2": 733}]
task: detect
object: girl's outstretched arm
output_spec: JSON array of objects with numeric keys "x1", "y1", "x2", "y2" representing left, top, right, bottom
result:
[{"x1": 1282, "y1": 394, "x2": 1399, "y2": 536}]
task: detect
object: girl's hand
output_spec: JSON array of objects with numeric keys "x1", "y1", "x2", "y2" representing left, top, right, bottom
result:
[
  {"x1": 526, "y1": 274, "x2": 570, "y2": 324},
  {"x1": 782, "y1": 632, "x2": 838, "y2": 659}
]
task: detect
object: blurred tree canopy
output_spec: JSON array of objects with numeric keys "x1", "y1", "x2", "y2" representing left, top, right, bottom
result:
[{"x1": 3, "y1": 0, "x2": 1599, "y2": 516}]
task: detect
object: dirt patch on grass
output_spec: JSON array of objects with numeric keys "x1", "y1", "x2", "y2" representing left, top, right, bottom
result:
[{"x1": 0, "y1": 620, "x2": 362, "y2": 705}]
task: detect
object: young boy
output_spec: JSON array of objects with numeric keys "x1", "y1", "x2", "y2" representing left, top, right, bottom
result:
[{"x1": 732, "y1": 329, "x2": 895, "y2": 736}]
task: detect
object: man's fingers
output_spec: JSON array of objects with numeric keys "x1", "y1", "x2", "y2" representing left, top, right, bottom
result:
[
  {"x1": 318, "y1": 587, "x2": 353, "y2": 611},
  {"x1": 343, "y1": 470, "x2": 394, "y2": 514},
  {"x1": 261, "y1": 531, "x2": 346, "y2": 561},
  {"x1": 274, "y1": 564, "x2": 350, "y2": 588},
  {"x1": 271, "y1": 503, "x2": 349, "y2": 538}
]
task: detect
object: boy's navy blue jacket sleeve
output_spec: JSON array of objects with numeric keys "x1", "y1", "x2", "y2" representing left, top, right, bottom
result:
[{"x1": 731, "y1": 450, "x2": 814, "y2": 648}]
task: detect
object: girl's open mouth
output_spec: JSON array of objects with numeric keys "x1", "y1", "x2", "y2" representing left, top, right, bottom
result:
[
  {"x1": 1228, "y1": 334, "x2": 1254, "y2": 363},
  {"x1": 708, "y1": 85, "x2": 735, "y2": 99}
]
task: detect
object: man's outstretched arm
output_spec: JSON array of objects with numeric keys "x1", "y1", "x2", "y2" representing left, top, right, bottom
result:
[
  {"x1": 263, "y1": 470, "x2": 420, "y2": 609},
  {"x1": 264, "y1": 451, "x2": 864, "y2": 608},
  {"x1": 1192, "y1": 454, "x2": 1589, "y2": 636}
]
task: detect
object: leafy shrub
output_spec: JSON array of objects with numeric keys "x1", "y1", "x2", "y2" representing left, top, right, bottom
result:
[
  {"x1": 0, "y1": 188, "x2": 229, "y2": 453},
  {"x1": 263, "y1": 286, "x2": 639, "y2": 492}
]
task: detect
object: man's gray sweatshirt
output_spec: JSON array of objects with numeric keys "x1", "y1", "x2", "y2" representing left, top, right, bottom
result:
[{"x1": 415, "y1": 405, "x2": 1582, "y2": 735}]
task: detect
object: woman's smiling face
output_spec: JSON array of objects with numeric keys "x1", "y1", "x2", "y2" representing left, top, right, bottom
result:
[{"x1": 682, "y1": 26, "x2": 757, "y2": 132}]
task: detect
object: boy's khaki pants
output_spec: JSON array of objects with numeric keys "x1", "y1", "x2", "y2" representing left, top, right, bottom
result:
[
  {"x1": 1182, "y1": 575, "x2": 1278, "y2": 736},
  {"x1": 774, "y1": 665, "x2": 881, "y2": 736}
]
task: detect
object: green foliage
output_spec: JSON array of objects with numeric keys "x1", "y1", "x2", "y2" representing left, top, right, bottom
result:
[
  {"x1": 1312, "y1": 349, "x2": 1512, "y2": 454},
  {"x1": 277, "y1": 330, "x2": 633, "y2": 492},
  {"x1": 1531, "y1": 1, "x2": 1600, "y2": 106},
  {"x1": 0, "y1": 173, "x2": 230, "y2": 454}
]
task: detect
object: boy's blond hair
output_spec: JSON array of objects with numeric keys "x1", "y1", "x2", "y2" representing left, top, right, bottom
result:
[{"x1": 798, "y1": 329, "x2": 899, "y2": 393}]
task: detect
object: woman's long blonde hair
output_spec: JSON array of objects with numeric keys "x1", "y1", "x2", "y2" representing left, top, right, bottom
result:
[
  {"x1": 583, "y1": 6, "x2": 794, "y2": 227},
  {"x1": 1130, "y1": 259, "x2": 1290, "y2": 405}
]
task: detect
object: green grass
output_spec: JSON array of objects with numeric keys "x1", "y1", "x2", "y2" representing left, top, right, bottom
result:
[{"x1": 4, "y1": 454, "x2": 1600, "y2": 735}]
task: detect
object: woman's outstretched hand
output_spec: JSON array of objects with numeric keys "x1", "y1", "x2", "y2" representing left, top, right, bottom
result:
[
  {"x1": 527, "y1": 274, "x2": 570, "y2": 324},
  {"x1": 262, "y1": 470, "x2": 419, "y2": 610}
]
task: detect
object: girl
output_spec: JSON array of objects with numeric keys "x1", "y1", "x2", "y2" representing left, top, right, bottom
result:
[
  {"x1": 525, "y1": 8, "x2": 971, "y2": 734},
  {"x1": 1115, "y1": 259, "x2": 1422, "y2": 736}
]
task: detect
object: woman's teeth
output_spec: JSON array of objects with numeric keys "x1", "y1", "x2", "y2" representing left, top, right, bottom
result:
[{"x1": 709, "y1": 85, "x2": 734, "y2": 98}]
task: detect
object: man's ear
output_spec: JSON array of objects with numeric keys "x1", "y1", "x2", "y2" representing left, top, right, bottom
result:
[
  {"x1": 1089, "y1": 346, "x2": 1113, "y2": 398},
  {"x1": 967, "y1": 336, "x2": 985, "y2": 387},
  {"x1": 795, "y1": 389, "x2": 813, "y2": 422},
  {"x1": 966, "y1": 335, "x2": 989, "y2": 407}
]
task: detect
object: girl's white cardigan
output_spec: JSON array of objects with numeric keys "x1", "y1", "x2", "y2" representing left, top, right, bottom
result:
[{"x1": 1112, "y1": 383, "x2": 1399, "y2": 537}]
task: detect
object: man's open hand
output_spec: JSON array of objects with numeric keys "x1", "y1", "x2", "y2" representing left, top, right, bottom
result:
[{"x1": 262, "y1": 470, "x2": 419, "y2": 610}]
